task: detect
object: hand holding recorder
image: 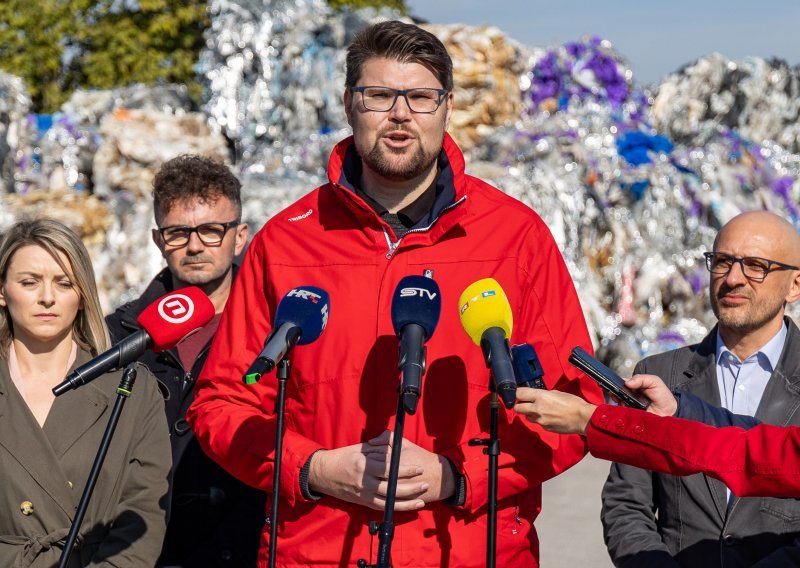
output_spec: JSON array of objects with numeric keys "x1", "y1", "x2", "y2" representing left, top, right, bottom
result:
[
  {"x1": 567, "y1": 346, "x2": 647, "y2": 410},
  {"x1": 515, "y1": 349, "x2": 679, "y2": 435}
]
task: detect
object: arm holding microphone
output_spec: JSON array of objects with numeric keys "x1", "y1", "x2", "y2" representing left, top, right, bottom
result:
[
  {"x1": 514, "y1": 374, "x2": 678, "y2": 434},
  {"x1": 516, "y1": 374, "x2": 800, "y2": 498}
]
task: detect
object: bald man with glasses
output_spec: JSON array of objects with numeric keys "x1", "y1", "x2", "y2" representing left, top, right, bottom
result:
[
  {"x1": 601, "y1": 210, "x2": 800, "y2": 568},
  {"x1": 106, "y1": 154, "x2": 266, "y2": 567}
]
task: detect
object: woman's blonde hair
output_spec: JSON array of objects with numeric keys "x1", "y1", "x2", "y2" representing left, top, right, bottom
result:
[{"x1": 0, "y1": 219, "x2": 110, "y2": 356}]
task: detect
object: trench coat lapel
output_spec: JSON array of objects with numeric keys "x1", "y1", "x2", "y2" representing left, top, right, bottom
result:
[
  {"x1": 43, "y1": 350, "x2": 109, "y2": 460},
  {"x1": 0, "y1": 351, "x2": 108, "y2": 519}
]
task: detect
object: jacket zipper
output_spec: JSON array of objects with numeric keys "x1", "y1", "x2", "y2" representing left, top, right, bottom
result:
[{"x1": 383, "y1": 195, "x2": 467, "y2": 259}]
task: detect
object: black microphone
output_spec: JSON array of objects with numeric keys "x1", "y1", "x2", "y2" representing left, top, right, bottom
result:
[
  {"x1": 511, "y1": 343, "x2": 546, "y2": 389},
  {"x1": 243, "y1": 286, "x2": 330, "y2": 384},
  {"x1": 391, "y1": 274, "x2": 441, "y2": 415},
  {"x1": 53, "y1": 287, "x2": 215, "y2": 396}
]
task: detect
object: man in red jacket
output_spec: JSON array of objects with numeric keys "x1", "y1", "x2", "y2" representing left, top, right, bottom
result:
[{"x1": 188, "y1": 20, "x2": 602, "y2": 567}]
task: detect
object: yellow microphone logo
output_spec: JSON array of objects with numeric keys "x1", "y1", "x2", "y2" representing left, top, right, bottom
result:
[{"x1": 458, "y1": 278, "x2": 513, "y2": 345}]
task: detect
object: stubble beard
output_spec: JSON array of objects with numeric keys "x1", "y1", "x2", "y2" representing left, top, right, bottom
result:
[
  {"x1": 711, "y1": 286, "x2": 786, "y2": 335},
  {"x1": 173, "y1": 256, "x2": 231, "y2": 289},
  {"x1": 360, "y1": 133, "x2": 439, "y2": 182}
]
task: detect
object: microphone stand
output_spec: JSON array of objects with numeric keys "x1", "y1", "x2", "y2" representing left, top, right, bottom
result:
[
  {"x1": 358, "y1": 362, "x2": 422, "y2": 568},
  {"x1": 58, "y1": 364, "x2": 139, "y2": 568},
  {"x1": 468, "y1": 377, "x2": 503, "y2": 568},
  {"x1": 268, "y1": 357, "x2": 291, "y2": 568}
]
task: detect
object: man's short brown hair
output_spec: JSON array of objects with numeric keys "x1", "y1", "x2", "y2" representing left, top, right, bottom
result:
[
  {"x1": 153, "y1": 155, "x2": 242, "y2": 223},
  {"x1": 345, "y1": 20, "x2": 453, "y2": 91}
]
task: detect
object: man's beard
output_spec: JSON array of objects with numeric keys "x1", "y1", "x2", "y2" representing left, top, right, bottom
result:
[
  {"x1": 711, "y1": 285, "x2": 786, "y2": 335},
  {"x1": 360, "y1": 133, "x2": 439, "y2": 182}
]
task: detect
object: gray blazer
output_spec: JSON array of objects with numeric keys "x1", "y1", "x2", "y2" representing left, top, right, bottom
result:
[
  {"x1": 0, "y1": 350, "x2": 171, "y2": 567},
  {"x1": 601, "y1": 318, "x2": 800, "y2": 568}
]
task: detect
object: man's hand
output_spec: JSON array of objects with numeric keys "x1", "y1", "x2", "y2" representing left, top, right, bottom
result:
[
  {"x1": 624, "y1": 374, "x2": 677, "y2": 416},
  {"x1": 366, "y1": 430, "x2": 456, "y2": 504},
  {"x1": 307, "y1": 431, "x2": 454, "y2": 511},
  {"x1": 514, "y1": 387, "x2": 596, "y2": 435}
]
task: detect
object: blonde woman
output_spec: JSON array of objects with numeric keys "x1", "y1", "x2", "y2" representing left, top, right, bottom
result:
[{"x1": 0, "y1": 219, "x2": 170, "y2": 567}]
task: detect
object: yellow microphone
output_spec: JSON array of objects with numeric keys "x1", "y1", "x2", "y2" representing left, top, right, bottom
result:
[{"x1": 458, "y1": 278, "x2": 517, "y2": 408}]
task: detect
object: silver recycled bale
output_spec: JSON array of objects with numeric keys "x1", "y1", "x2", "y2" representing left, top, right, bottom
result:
[{"x1": 0, "y1": 8, "x2": 799, "y2": 370}]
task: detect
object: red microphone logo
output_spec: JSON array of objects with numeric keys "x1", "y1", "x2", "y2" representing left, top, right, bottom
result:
[{"x1": 157, "y1": 293, "x2": 196, "y2": 324}]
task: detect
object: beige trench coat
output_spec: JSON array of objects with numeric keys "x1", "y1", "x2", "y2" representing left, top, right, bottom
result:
[{"x1": 0, "y1": 350, "x2": 171, "y2": 567}]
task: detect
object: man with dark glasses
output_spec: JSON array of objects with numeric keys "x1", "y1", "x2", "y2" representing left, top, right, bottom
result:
[
  {"x1": 602, "y1": 210, "x2": 800, "y2": 568},
  {"x1": 106, "y1": 154, "x2": 265, "y2": 567}
]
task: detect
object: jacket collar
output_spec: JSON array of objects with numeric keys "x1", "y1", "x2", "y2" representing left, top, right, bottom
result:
[
  {"x1": 0, "y1": 348, "x2": 109, "y2": 520},
  {"x1": 117, "y1": 267, "x2": 174, "y2": 329},
  {"x1": 680, "y1": 317, "x2": 800, "y2": 403},
  {"x1": 326, "y1": 133, "x2": 469, "y2": 245},
  {"x1": 677, "y1": 329, "x2": 720, "y2": 404}
]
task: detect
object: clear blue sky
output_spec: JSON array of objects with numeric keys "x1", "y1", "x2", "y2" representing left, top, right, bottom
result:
[{"x1": 405, "y1": 0, "x2": 800, "y2": 85}]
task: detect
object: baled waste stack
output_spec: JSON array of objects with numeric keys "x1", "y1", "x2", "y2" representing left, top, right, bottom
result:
[{"x1": 0, "y1": 6, "x2": 799, "y2": 369}]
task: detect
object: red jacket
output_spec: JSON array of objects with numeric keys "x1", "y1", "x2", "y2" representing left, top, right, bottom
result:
[
  {"x1": 187, "y1": 134, "x2": 603, "y2": 567},
  {"x1": 587, "y1": 404, "x2": 800, "y2": 498}
]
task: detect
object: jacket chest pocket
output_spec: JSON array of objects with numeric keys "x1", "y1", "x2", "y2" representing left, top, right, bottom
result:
[{"x1": 760, "y1": 497, "x2": 800, "y2": 523}]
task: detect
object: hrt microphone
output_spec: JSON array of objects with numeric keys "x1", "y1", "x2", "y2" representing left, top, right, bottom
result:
[
  {"x1": 458, "y1": 278, "x2": 517, "y2": 409},
  {"x1": 53, "y1": 286, "x2": 215, "y2": 395},
  {"x1": 243, "y1": 286, "x2": 330, "y2": 384},
  {"x1": 511, "y1": 343, "x2": 546, "y2": 390},
  {"x1": 391, "y1": 274, "x2": 441, "y2": 415}
]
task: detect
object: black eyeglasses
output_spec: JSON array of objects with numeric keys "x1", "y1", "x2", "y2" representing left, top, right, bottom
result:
[
  {"x1": 703, "y1": 252, "x2": 800, "y2": 282},
  {"x1": 351, "y1": 86, "x2": 449, "y2": 113},
  {"x1": 158, "y1": 220, "x2": 240, "y2": 247}
]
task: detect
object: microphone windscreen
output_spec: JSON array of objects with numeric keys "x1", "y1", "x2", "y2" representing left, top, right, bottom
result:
[
  {"x1": 391, "y1": 275, "x2": 442, "y2": 340},
  {"x1": 274, "y1": 286, "x2": 330, "y2": 345},
  {"x1": 458, "y1": 278, "x2": 513, "y2": 345},
  {"x1": 137, "y1": 286, "x2": 215, "y2": 351}
]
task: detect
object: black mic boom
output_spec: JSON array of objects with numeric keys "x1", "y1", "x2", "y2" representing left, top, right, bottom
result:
[
  {"x1": 244, "y1": 322, "x2": 301, "y2": 383},
  {"x1": 480, "y1": 328, "x2": 517, "y2": 409},
  {"x1": 243, "y1": 286, "x2": 330, "y2": 385},
  {"x1": 397, "y1": 323, "x2": 426, "y2": 414},
  {"x1": 53, "y1": 331, "x2": 151, "y2": 396}
]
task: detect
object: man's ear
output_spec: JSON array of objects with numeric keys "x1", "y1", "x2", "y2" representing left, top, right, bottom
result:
[
  {"x1": 152, "y1": 228, "x2": 166, "y2": 257},
  {"x1": 443, "y1": 91, "x2": 454, "y2": 131},
  {"x1": 234, "y1": 223, "x2": 249, "y2": 257},
  {"x1": 786, "y1": 269, "x2": 800, "y2": 305},
  {"x1": 344, "y1": 88, "x2": 354, "y2": 126}
]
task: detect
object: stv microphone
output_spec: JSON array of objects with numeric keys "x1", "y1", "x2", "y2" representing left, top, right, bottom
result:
[
  {"x1": 458, "y1": 278, "x2": 517, "y2": 409},
  {"x1": 391, "y1": 274, "x2": 441, "y2": 415},
  {"x1": 53, "y1": 286, "x2": 215, "y2": 396},
  {"x1": 511, "y1": 343, "x2": 546, "y2": 390},
  {"x1": 243, "y1": 286, "x2": 330, "y2": 385}
]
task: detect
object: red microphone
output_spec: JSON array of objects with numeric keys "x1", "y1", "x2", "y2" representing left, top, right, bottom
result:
[{"x1": 53, "y1": 286, "x2": 215, "y2": 395}]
